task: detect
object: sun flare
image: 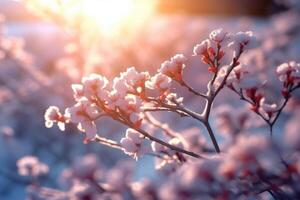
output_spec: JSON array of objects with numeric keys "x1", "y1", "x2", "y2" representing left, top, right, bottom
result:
[
  {"x1": 25, "y1": 0, "x2": 157, "y2": 34},
  {"x1": 83, "y1": 0, "x2": 134, "y2": 30}
]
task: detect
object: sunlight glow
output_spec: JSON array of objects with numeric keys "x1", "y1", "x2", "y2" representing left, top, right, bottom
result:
[
  {"x1": 83, "y1": 0, "x2": 134, "y2": 30},
  {"x1": 25, "y1": 0, "x2": 157, "y2": 34}
]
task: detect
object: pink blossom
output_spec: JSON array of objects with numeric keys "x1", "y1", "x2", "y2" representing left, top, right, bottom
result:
[
  {"x1": 120, "y1": 129, "x2": 145, "y2": 159},
  {"x1": 44, "y1": 106, "x2": 66, "y2": 131},
  {"x1": 119, "y1": 95, "x2": 143, "y2": 114},
  {"x1": 120, "y1": 67, "x2": 150, "y2": 90},
  {"x1": 65, "y1": 100, "x2": 99, "y2": 140},
  {"x1": 81, "y1": 73, "x2": 108, "y2": 100}
]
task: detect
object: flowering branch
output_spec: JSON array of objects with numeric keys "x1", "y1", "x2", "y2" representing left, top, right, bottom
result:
[
  {"x1": 227, "y1": 61, "x2": 300, "y2": 137},
  {"x1": 44, "y1": 29, "x2": 260, "y2": 158}
]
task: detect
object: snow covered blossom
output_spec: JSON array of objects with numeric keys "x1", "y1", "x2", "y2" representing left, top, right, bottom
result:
[
  {"x1": 276, "y1": 61, "x2": 300, "y2": 92},
  {"x1": 146, "y1": 73, "x2": 172, "y2": 92},
  {"x1": 193, "y1": 29, "x2": 233, "y2": 73},
  {"x1": 209, "y1": 28, "x2": 229, "y2": 43},
  {"x1": 17, "y1": 156, "x2": 49, "y2": 177},
  {"x1": 159, "y1": 54, "x2": 187, "y2": 82},
  {"x1": 193, "y1": 39, "x2": 221, "y2": 73},
  {"x1": 228, "y1": 31, "x2": 257, "y2": 56},
  {"x1": 120, "y1": 129, "x2": 145, "y2": 159},
  {"x1": 193, "y1": 39, "x2": 209, "y2": 56},
  {"x1": 44, "y1": 106, "x2": 67, "y2": 131}
]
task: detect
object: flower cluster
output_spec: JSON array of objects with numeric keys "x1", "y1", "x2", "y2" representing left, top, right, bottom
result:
[
  {"x1": 17, "y1": 156, "x2": 49, "y2": 177},
  {"x1": 193, "y1": 39, "x2": 224, "y2": 73},
  {"x1": 160, "y1": 134, "x2": 284, "y2": 199},
  {"x1": 277, "y1": 61, "x2": 300, "y2": 98},
  {"x1": 224, "y1": 61, "x2": 300, "y2": 124}
]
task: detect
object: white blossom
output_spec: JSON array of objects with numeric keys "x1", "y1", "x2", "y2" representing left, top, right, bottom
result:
[{"x1": 17, "y1": 156, "x2": 49, "y2": 177}]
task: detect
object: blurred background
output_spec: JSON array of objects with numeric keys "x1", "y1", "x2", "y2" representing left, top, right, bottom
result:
[{"x1": 0, "y1": 0, "x2": 299, "y2": 199}]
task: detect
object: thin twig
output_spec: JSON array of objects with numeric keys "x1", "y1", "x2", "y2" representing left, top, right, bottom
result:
[
  {"x1": 180, "y1": 81, "x2": 208, "y2": 99},
  {"x1": 93, "y1": 136, "x2": 123, "y2": 150}
]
